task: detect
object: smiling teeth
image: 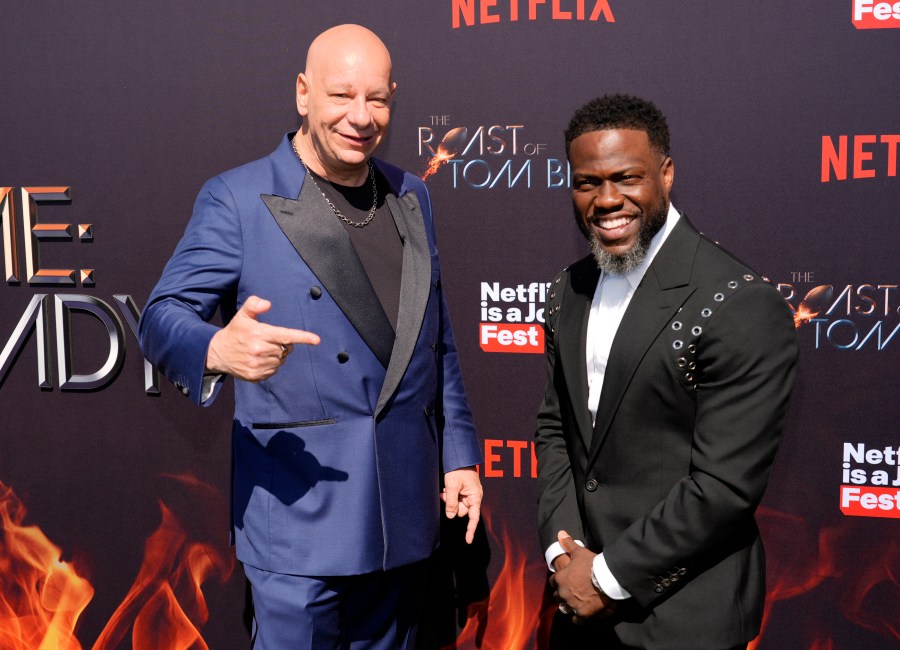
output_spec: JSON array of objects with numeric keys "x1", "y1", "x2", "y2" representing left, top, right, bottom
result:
[{"x1": 598, "y1": 216, "x2": 634, "y2": 229}]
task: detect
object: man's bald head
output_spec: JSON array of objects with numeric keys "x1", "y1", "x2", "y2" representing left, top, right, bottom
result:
[
  {"x1": 304, "y1": 24, "x2": 393, "y2": 84},
  {"x1": 294, "y1": 25, "x2": 396, "y2": 185}
]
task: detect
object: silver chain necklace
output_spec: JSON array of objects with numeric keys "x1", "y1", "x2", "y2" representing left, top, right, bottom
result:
[{"x1": 292, "y1": 137, "x2": 378, "y2": 228}]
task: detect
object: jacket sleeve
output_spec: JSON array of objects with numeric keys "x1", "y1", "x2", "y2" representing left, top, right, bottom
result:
[
  {"x1": 535, "y1": 276, "x2": 587, "y2": 551},
  {"x1": 415, "y1": 181, "x2": 483, "y2": 472},
  {"x1": 603, "y1": 282, "x2": 798, "y2": 607},
  {"x1": 138, "y1": 175, "x2": 242, "y2": 405}
]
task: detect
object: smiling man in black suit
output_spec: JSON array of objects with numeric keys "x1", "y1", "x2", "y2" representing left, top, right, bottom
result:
[{"x1": 536, "y1": 94, "x2": 798, "y2": 650}]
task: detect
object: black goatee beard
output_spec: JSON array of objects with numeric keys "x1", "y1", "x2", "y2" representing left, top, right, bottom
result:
[{"x1": 588, "y1": 204, "x2": 668, "y2": 275}]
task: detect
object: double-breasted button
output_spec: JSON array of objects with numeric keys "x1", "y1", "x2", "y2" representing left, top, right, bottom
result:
[
  {"x1": 310, "y1": 286, "x2": 322, "y2": 299},
  {"x1": 585, "y1": 479, "x2": 598, "y2": 492},
  {"x1": 337, "y1": 352, "x2": 349, "y2": 363}
]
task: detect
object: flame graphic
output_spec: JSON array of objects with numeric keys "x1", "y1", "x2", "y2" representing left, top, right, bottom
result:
[
  {"x1": 421, "y1": 127, "x2": 468, "y2": 181},
  {"x1": 0, "y1": 482, "x2": 93, "y2": 650},
  {"x1": 792, "y1": 285, "x2": 834, "y2": 328},
  {"x1": 751, "y1": 506, "x2": 900, "y2": 648},
  {"x1": 443, "y1": 510, "x2": 549, "y2": 650},
  {"x1": 0, "y1": 478, "x2": 233, "y2": 649}
]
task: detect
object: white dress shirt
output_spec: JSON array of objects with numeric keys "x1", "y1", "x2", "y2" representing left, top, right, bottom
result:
[{"x1": 545, "y1": 204, "x2": 681, "y2": 600}]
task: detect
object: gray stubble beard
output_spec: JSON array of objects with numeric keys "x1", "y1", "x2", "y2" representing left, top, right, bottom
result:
[{"x1": 589, "y1": 203, "x2": 668, "y2": 276}]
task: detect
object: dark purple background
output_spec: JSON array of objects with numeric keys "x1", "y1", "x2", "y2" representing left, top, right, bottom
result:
[{"x1": 2, "y1": 2, "x2": 898, "y2": 648}]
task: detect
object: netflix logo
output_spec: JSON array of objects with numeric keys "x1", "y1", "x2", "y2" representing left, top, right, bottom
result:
[
  {"x1": 852, "y1": 0, "x2": 900, "y2": 29},
  {"x1": 840, "y1": 442, "x2": 900, "y2": 519},
  {"x1": 820, "y1": 135, "x2": 900, "y2": 182},
  {"x1": 452, "y1": 0, "x2": 615, "y2": 28},
  {"x1": 479, "y1": 437, "x2": 538, "y2": 479},
  {"x1": 479, "y1": 281, "x2": 548, "y2": 354}
]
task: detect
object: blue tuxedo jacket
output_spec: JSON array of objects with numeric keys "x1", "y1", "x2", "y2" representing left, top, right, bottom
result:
[{"x1": 140, "y1": 134, "x2": 482, "y2": 576}]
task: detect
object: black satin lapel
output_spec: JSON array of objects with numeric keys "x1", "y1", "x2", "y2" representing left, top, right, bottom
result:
[
  {"x1": 375, "y1": 192, "x2": 431, "y2": 415},
  {"x1": 558, "y1": 259, "x2": 599, "y2": 451},
  {"x1": 261, "y1": 180, "x2": 394, "y2": 368}
]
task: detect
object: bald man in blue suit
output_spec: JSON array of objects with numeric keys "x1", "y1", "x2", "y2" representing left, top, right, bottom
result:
[{"x1": 140, "y1": 25, "x2": 483, "y2": 649}]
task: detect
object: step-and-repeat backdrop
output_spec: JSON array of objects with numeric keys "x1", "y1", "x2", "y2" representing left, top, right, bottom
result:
[{"x1": 2, "y1": 3, "x2": 897, "y2": 648}]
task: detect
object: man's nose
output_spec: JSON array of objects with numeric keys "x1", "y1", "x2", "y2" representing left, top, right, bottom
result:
[
  {"x1": 593, "y1": 181, "x2": 623, "y2": 210},
  {"x1": 346, "y1": 97, "x2": 373, "y2": 128}
]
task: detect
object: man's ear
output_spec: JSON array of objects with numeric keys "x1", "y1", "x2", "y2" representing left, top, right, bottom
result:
[
  {"x1": 661, "y1": 156, "x2": 675, "y2": 193},
  {"x1": 295, "y1": 72, "x2": 310, "y2": 117}
]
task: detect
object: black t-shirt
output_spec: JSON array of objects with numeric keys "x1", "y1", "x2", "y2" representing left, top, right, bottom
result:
[{"x1": 311, "y1": 167, "x2": 403, "y2": 333}]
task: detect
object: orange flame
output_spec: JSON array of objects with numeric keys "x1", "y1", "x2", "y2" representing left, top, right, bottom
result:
[
  {"x1": 753, "y1": 506, "x2": 900, "y2": 648},
  {"x1": 421, "y1": 147, "x2": 457, "y2": 181},
  {"x1": 445, "y1": 511, "x2": 547, "y2": 650},
  {"x1": 0, "y1": 481, "x2": 94, "y2": 650},
  {"x1": 0, "y1": 479, "x2": 233, "y2": 649},
  {"x1": 809, "y1": 637, "x2": 834, "y2": 650},
  {"x1": 792, "y1": 305, "x2": 821, "y2": 329},
  {"x1": 92, "y1": 501, "x2": 233, "y2": 650}
]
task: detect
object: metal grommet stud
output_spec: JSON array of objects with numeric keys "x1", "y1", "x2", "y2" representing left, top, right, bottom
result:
[
  {"x1": 701, "y1": 308, "x2": 712, "y2": 317},
  {"x1": 672, "y1": 321, "x2": 682, "y2": 331},
  {"x1": 692, "y1": 326, "x2": 702, "y2": 336},
  {"x1": 728, "y1": 281, "x2": 738, "y2": 289},
  {"x1": 677, "y1": 357, "x2": 687, "y2": 368},
  {"x1": 673, "y1": 340, "x2": 683, "y2": 350},
  {"x1": 714, "y1": 293, "x2": 724, "y2": 302}
]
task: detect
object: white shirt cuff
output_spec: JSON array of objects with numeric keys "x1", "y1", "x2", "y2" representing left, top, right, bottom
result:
[
  {"x1": 592, "y1": 553, "x2": 631, "y2": 600},
  {"x1": 200, "y1": 374, "x2": 222, "y2": 404},
  {"x1": 544, "y1": 539, "x2": 584, "y2": 571}
]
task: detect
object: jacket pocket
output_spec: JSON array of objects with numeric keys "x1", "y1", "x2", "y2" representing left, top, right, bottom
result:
[{"x1": 252, "y1": 418, "x2": 337, "y2": 429}]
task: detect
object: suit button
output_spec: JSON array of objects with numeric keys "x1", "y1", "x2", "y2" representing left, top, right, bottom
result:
[
  {"x1": 585, "y1": 479, "x2": 598, "y2": 492},
  {"x1": 337, "y1": 352, "x2": 349, "y2": 363},
  {"x1": 310, "y1": 286, "x2": 322, "y2": 299}
]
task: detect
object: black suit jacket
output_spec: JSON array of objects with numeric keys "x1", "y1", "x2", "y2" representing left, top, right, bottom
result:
[{"x1": 536, "y1": 214, "x2": 798, "y2": 649}]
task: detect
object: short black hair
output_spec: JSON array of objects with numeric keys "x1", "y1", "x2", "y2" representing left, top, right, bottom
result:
[{"x1": 565, "y1": 94, "x2": 670, "y2": 157}]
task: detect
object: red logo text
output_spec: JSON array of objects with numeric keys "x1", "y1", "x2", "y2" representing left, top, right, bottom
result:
[
  {"x1": 821, "y1": 135, "x2": 900, "y2": 181},
  {"x1": 452, "y1": 0, "x2": 615, "y2": 28}
]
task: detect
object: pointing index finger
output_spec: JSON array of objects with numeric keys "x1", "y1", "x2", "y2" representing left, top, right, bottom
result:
[{"x1": 265, "y1": 324, "x2": 321, "y2": 346}]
